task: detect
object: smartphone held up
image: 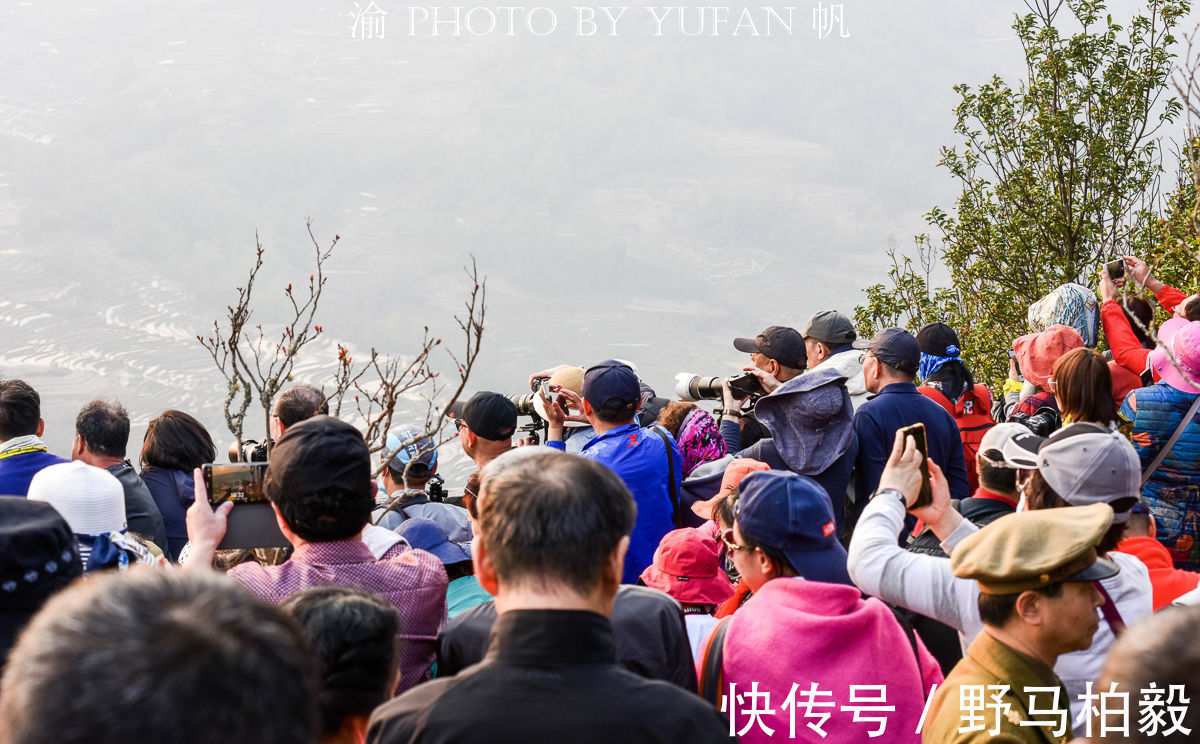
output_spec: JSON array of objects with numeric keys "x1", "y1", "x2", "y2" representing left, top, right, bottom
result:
[
  {"x1": 202, "y1": 463, "x2": 288, "y2": 550},
  {"x1": 898, "y1": 422, "x2": 933, "y2": 509}
]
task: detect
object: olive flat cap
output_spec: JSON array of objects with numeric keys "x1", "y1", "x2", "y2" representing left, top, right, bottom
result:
[{"x1": 950, "y1": 502, "x2": 1119, "y2": 595}]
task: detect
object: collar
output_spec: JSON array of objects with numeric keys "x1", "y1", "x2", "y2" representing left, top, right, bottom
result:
[
  {"x1": 969, "y1": 630, "x2": 1060, "y2": 690},
  {"x1": 485, "y1": 609, "x2": 616, "y2": 665},
  {"x1": 376, "y1": 488, "x2": 428, "y2": 509},
  {"x1": 291, "y1": 539, "x2": 375, "y2": 565},
  {"x1": 970, "y1": 487, "x2": 1018, "y2": 508},
  {"x1": 876, "y1": 382, "x2": 919, "y2": 395},
  {"x1": 0, "y1": 434, "x2": 48, "y2": 459}
]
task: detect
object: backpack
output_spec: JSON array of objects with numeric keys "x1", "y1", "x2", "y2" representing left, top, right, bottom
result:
[{"x1": 919, "y1": 384, "x2": 995, "y2": 493}]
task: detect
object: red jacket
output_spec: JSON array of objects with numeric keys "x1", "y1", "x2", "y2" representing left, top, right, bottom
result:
[
  {"x1": 1116, "y1": 536, "x2": 1200, "y2": 610},
  {"x1": 1102, "y1": 284, "x2": 1188, "y2": 381}
]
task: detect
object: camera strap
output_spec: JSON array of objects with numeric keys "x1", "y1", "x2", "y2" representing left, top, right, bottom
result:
[{"x1": 649, "y1": 425, "x2": 684, "y2": 528}]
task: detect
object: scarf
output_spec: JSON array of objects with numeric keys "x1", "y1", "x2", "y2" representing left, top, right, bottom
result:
[
  {"x1": 0, "y1": 434, "x2": 48, "y2": 459},
  {"x1": 78, "y1": 531, "x2": 156, "y2": 573},
  {"x1": 677, "y1": 408, "x2": 727, "y2": 478},
  {"x1": 918, "y1": 345, "x2": 960, "y2": 381}
]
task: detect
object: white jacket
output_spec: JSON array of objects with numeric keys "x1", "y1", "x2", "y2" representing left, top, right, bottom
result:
[{"x1": 847, "y1": 494, "x2": 1153, "y2": 727}]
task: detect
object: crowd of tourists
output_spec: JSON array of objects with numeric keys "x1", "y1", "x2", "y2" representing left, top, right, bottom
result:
[{"x1": 2, "y1": 255, "x2": 1199, "y2": 743}]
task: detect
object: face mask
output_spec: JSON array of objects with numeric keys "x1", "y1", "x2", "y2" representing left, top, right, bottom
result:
[{"x1": 1016, "y1": 490, "x2": 1027, "y2": 513}]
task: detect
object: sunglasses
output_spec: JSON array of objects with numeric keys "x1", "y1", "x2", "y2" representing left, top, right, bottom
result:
[{"x1": 721, "y1": 528, "x2": 751, "y2": 553}]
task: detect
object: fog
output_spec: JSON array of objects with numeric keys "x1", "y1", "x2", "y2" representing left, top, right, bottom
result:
[{"x1": 1, "y1": 0, "x2": 1193, "y2": 479}]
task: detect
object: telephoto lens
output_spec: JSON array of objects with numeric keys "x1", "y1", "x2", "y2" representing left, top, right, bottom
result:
[
  {"x1": 505, "y1": 393, "x2": 540, "y2": 417},
  {"x1": 673, "y1": 373, "x2": 725, "y2": 401}
]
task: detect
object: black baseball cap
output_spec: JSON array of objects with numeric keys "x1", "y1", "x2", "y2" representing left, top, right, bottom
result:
[
  {"x1": 801, "y1": 310, "x2": 865, "y2": 348},
  {"x1": 917, "y1": 322, "x2": 961, "y2": 357},
  {"x1": 265, "y1": 415, "x2": 373, "y2": 504},
  {"x1": 460, "y1": 392, "x2": 518, "y2": 441},
  {"x1": 582, "y1": 360, "x2": 640, "y2": 413},
  {"x1": 732, "y1": 326, "x2": 807, "y2": 369},
  {"x1": 866, "y1": 328, "x2": 921, "y2": 375}
]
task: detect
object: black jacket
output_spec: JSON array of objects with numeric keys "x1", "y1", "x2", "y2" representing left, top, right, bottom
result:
[
  {"x1": 437, "y1": 584, "x2": 697, "y2": 692},
  {"x1": 369, "y1": 609, "x2": 732, "y2": 744},
  {"x1": 107, "y1": 461, "x2": 167, "y2": 552}
]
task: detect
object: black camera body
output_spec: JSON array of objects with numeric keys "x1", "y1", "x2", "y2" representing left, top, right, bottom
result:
[
  {"x1": 726, "y1": 371, "x2": 765, "y2": 398},
  {"x1": 426, "y1": 473, "x2": 447, "y2": 502}
]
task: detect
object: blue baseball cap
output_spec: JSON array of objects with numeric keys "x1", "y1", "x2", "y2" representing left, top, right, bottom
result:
[
  {"x1": 396, "y1": 517, "x2": 471, "y2": 565},
  {"x1": 385, "y1": 425, "x2": 438, "y2": 474},
  {"x1": 734, "y1": 470, "x2": 851, "y2": 586},
  {"x1": 581, "y1": 360, "x2": 640, "y2": 413}
]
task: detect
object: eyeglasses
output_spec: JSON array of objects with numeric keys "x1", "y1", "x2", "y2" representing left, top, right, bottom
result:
[
  {"x1": 721, "y1": 528, "x2": 752, "y2": 552},
  {"x1": 858, "y1": 351, "x2": 874, "y2": 364}
]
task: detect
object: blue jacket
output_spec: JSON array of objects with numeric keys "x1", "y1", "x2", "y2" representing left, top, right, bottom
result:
[
  {"x1": 548, "y1": 423, "x2": 681, "y2": 583},
  {"x1": 142, "y1": 466, "x2": 194, "y2": 561},
  {"x1": 0, "y1": 449, "x2": 69, "y2": 497},
  {"x1": 852, "y1": 382, "x2": 971, "y2": 528},
  {"x1": 1120, "y1": 383, "x2": 1200, "y2": 571}
]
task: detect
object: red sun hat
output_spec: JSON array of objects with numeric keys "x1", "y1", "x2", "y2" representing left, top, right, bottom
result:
[{"x1": 639, "y1": 528, "x2": 735, "y2": 605}]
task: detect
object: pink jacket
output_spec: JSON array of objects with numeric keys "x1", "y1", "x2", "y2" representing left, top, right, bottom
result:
[{"x1": 714, "y1": 578, "x2": 942, "y2": 744}]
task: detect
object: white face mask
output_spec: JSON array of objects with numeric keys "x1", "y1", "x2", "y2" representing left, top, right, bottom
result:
[{"x1": 1016, "y1": 491, "x2": 1027, "y2": 513}]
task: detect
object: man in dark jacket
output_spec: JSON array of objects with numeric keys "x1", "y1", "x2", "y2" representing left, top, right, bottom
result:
[
  {"x1": 437, "y1": 584, "x2": 698, "y2": 691},
  {"x1": 851, "y1": 328, "x2": 971, "y2": 532},
  {"x1": 367, "y1": 451, "x2": 729, "y2": 744},
  {"x1": 72, "y1": 399, "x2": 168, "y2": 551}
]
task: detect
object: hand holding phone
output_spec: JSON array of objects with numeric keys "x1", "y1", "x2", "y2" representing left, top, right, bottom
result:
[
  {"x1": 897, "y1": 423, "x2": 932, "y2": 509},
  {"x1": 201, "y1": 463, "x2": 287, "y2": 550}
]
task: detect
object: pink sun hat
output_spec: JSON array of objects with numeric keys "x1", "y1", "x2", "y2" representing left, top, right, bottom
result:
[{"x1": 1150, "y1": 318, "x2": 1200, "y2": 394}]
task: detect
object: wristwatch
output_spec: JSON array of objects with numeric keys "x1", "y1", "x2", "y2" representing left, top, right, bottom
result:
[
  {"x1": 874, "y1": 487, "x2": 907, "y2": 506},
  {"x1": 722, "y1": 409, "x2": 743, "y2": 418}
]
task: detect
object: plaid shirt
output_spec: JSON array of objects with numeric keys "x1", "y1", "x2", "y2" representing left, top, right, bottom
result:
[{"x1": 230, "y1": 539, "x2": 448, "y2": 692}]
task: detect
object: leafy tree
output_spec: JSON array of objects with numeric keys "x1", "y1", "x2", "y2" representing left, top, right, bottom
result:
[{"x1": 856, "y1": 0, "x2": 1188, "y2": 386}]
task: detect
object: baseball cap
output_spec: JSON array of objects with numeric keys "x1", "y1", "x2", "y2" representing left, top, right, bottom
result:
[
  {"x1": 916, "y1": 322, "x2": 961, "y2": 357},
  {"x1": 460, "y1": 392, "x2": 518, "y2": 441},
  {"x1": 733, "y1": 326, "x2": 807, "y2": 369},
  {"x1": 734, "y1": 470, "x2": 852, "y2": 586},
  {"x1": 396, "y1": 517, "x2": 471, "y2": 565},
  {"x1": 801, "y1": 311, "x2": 866, "y2": 348},
  {"x1": 265, "y1": 415, "x2": 373, "y2": 506},
  {"x1": 385, "y1": 425, "x2": 438, "y2": 474},
  {"x1": 1036, "y1": 423, "x2": 1141, "y2": 522},
  {"x1": 581, "y1": 360, "x2": 640, "y2": 413},
  {"x1": 866, "y1": 328, "x2": 921, "y2": 375},
  {"x1": 979, "y1": 422, "x2": 1044, "y2": 469},
  {"x1": 951, "y1": 502, "x2": 1119, "y2": 594}
]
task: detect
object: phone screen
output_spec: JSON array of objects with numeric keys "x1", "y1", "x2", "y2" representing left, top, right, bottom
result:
[
  {"x1": 1106, "y1": 259, "x2": 1125, "y2": 280},
  {"x1": 899, "y1": 423, "x2": 933, "y2": 509},
  {"x1": 203, "y1": 463, "x2": 269, "y2": 505}
]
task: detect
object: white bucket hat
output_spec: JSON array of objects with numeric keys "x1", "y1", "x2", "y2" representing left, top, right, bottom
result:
[{"x1": 27, "y1": 462, "x2": 126, "y2": 535}]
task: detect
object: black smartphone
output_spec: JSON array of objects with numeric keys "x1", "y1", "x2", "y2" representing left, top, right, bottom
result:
[
  {"x1": 1106, "y1": 258, "x2": 1126, "y2": 281},
  {"x1": 201, "y1": 463, "x2": 288, "y2": 550},
  {"x1": 898, "y1": 422, "x2": 932, "y2": 509}
]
